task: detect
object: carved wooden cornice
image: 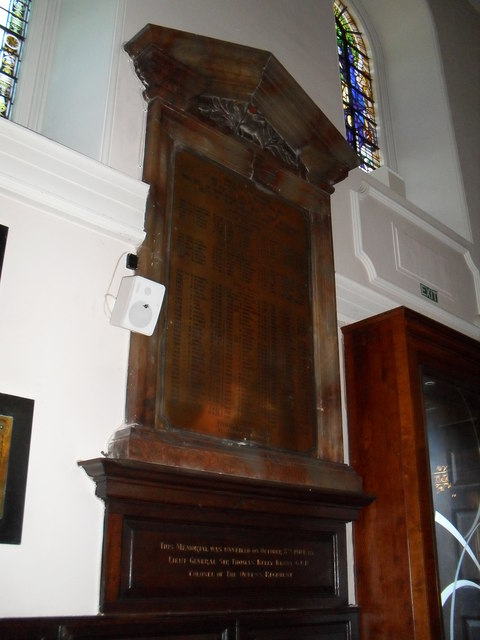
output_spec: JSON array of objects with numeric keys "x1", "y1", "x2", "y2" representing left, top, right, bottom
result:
[{"x1": 124, "y1": 24, "x2": 359, "y2": 188}]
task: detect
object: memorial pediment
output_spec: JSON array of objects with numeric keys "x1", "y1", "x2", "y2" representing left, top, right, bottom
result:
[{"x1": 125, "y1": 24, "x2": 358, "y2": 188}]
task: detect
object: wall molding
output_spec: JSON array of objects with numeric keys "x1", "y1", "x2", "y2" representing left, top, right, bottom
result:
[
  {"x1": 0, "y1": 119, "x2": 147, "y2": 244},
  {"x1": 348, "y1": 178, "x2": 480, "y2": 332},
  {"x1": 337, "y1": 271, "x2": 480, "y2": 339},
  {"x1": 12, "y1": 0, "x2": 62, "y2": 132}
]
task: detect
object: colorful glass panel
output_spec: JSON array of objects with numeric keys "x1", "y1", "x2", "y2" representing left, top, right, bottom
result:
[
  {"x1": 334, "y1": 0, "x2": 380, "y2": 172},
  {"x1": 0, "y1": 0, "x2": 30, "y2": 119}
]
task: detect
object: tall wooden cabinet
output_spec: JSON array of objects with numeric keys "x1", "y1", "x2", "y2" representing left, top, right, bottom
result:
[{"x1": 342, "y1": 307, "x2": 480, "y2": 640}]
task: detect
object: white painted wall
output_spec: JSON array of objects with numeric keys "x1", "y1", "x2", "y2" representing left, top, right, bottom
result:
[
  {"x1": 426, "y1": 0, "x2": 480, "y2": 261},
  {"x1": 39, "y1": 0, "x2": 119, "y2": 160},
  {"x1": 359, "y1": 0, "x2": 472, "y2": 241},
  {"x1": 0, "y1": 0, "x2": 478, "y2": 618},
  {"x1": 332, "y1": 168, "x2": 480, "y2": 335},
  {"x1": 0, "y1": 118, "x2": 147, "y2": 616},
  {"x1": 17, "y1": 0, "x2": 478, "y2": 244}
]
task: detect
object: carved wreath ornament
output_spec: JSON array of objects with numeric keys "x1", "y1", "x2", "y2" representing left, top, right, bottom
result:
[{"x1": 197, "y1": 96, "x2": 299, "y2": 170}]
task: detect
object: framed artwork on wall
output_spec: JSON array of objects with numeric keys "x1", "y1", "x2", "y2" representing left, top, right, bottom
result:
[
  {"x1": 0, "y1": 224, "x2": 8, "y2": 280},
  {"x1": 0, "y1": 392, "x2": 34, "y2": 544}
]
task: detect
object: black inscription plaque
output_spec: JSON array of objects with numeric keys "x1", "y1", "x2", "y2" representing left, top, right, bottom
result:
[{"x1": 163, "y1": 150, "x2": 316, "y2": 453}]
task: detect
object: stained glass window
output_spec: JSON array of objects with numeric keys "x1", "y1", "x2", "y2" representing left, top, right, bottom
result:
[
  {"x1": 0, "y1": 0, "x2": 31, "y2": 119},
  {"x1": 334, "y1": 0, "x2": 380, "y2": 172}
]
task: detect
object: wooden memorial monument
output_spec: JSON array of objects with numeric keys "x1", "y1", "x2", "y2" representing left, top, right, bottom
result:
[
  {"x1": 103, "y1": 23, "x2": 361, "y2": 480},
  {"x1": 0, "y1": 25, "x2": 371, "y2": 639}
]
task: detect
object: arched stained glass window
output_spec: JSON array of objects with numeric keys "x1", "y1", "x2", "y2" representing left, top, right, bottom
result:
[
  {"x1": 0, "y1": 0, "x2": 31, "y2": 119},
  {"x1": 334, "y1": 0, "x2": 380, "y2": 172}
]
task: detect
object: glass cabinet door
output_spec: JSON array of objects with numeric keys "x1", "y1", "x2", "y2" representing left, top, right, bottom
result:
[{"x1": 422, "y1": 372, "x2": 480, "y2": 640}]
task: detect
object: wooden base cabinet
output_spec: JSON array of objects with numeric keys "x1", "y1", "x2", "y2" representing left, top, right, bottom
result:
[
  {"x1": 0, "y1": 457, "x2": 368, "y2": 639},
  {"x1": 0, "y1": 609, "x2": 360, "y2": 639},
  {"x1": 342, "y1": 307, "x2": 480, "y2": 640}
]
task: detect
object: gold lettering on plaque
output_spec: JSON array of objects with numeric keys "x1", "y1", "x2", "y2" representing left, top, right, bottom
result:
[
  {"x1": 159, "y1": 540, "x2": 314, "y2": 582},
  {"x1": 164, "y1": 150, "x2": 316, "y2": 452},
  {"x1": 0, "y1": 415, "x2": 13, "y2": 519}
]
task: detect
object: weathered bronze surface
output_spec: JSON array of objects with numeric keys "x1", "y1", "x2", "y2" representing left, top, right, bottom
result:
[{"x1": 164, "y1": 149, "x2": 315, "y2": 453}]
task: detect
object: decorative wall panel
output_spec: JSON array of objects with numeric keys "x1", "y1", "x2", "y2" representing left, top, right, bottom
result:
[{"x1": 350, "y1": 180, "x2": 480, "y2": 328}]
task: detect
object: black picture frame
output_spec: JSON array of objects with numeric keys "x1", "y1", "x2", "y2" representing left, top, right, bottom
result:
[
  {"x1": 0, "y1": 393, "x2": 34, "y2": 544},
  {"x1": 0, "y1": 224, "x2": 7, "y2": 280}
]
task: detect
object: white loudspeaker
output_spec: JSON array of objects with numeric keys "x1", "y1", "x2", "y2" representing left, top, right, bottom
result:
[{"x1": 110, "y1": 275, "x2": 165, "y2": 336}]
